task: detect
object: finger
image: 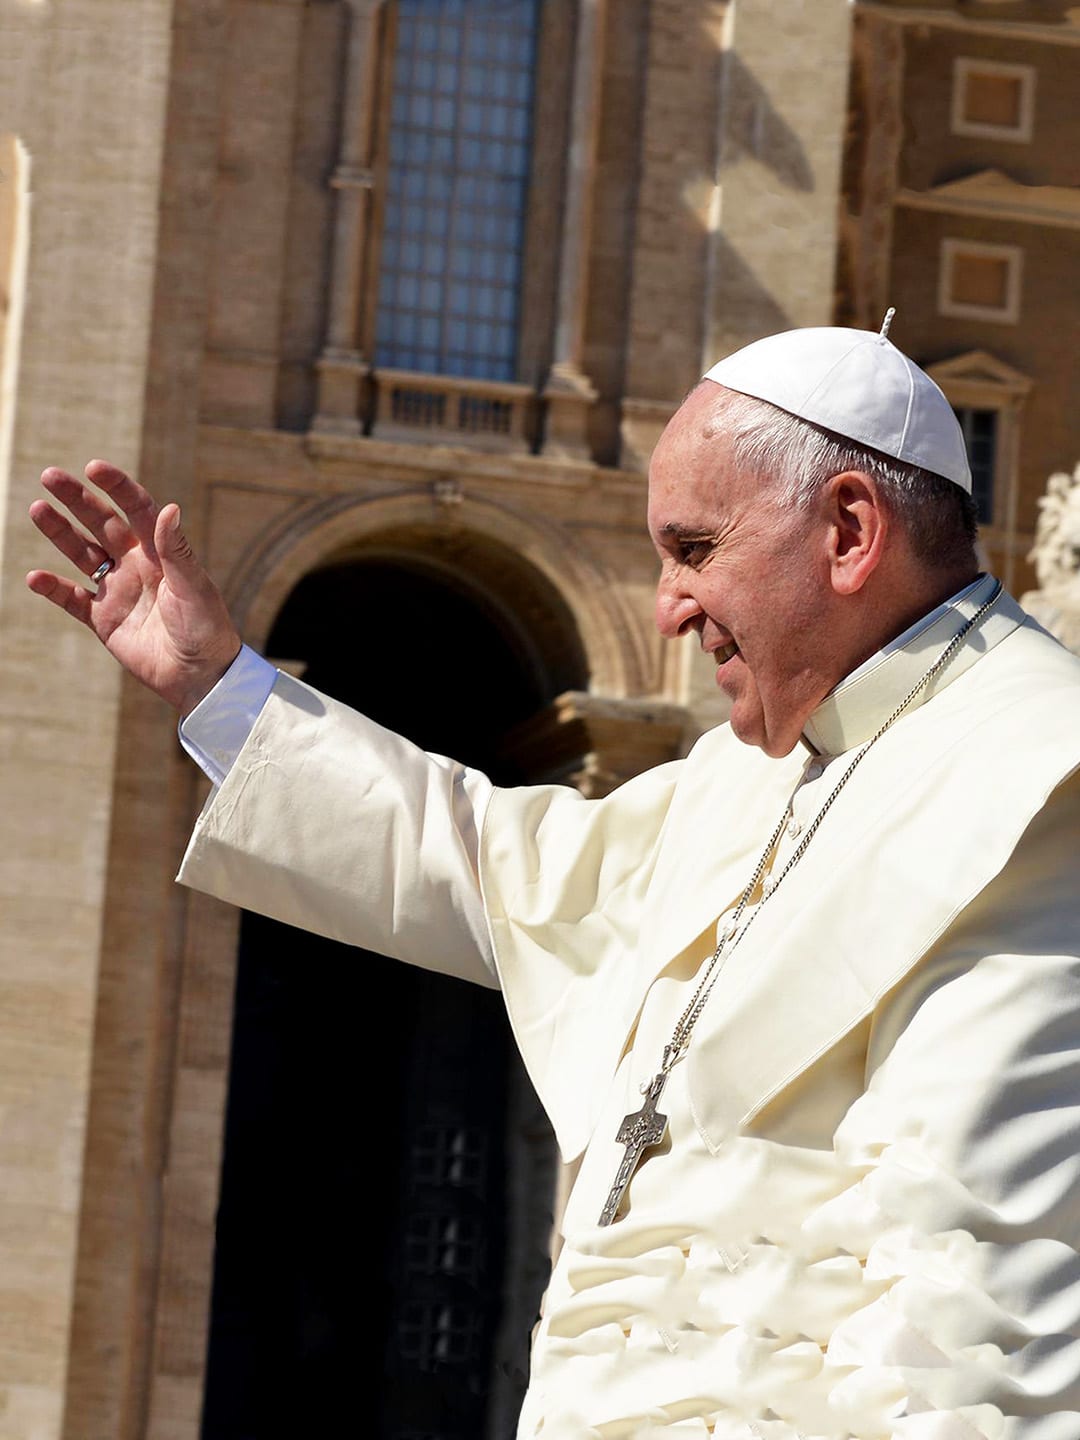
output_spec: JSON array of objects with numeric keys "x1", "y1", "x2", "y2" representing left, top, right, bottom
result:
[
  {"x1": 26, "y1": 569, "x2": 95, "y2": 627},
  {"x1": 41, "y1": 468, "x2": 139, "y2": 560},
  {"x1": 29, "y1": 497, "x2": 114, "y2": 578},
  {"x1": 83, "y1": 460, "x2": 159, "y2": 551}
]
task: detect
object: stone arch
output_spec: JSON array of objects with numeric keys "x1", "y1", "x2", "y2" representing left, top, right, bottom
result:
[
  {"x1": 220, "y1": 488, "x2": 652, "y2": 700},
  {"x1": 200, "y1": 504, "x2": 604, "y2": 1437}
]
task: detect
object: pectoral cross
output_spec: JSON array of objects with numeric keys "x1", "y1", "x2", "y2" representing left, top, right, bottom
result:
[{"x1": 597, "y1": 1070, "x2": 669, "y2": 1227}]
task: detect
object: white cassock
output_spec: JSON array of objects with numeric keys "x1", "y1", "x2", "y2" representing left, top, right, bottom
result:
[{"x1": 178, "y1": 574, "x2": 1080, "y2": 1439}]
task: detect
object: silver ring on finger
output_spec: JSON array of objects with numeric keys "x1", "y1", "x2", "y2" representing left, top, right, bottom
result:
[{"x1": 90, "y1": 558, "x2": 114, "y2": 585}]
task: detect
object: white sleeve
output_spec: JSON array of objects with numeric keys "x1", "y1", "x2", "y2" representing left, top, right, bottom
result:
[
  {"x1": 177, "y1": 670, "x2": 497, "y2": 986},
  {"x1": 178, "y1": 644, "x2": 278, "y2": 787}
]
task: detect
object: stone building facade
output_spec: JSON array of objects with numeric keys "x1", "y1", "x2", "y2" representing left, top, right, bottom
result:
[
  {"x1": 0, "y1": 1, "x2": 1074, "y2": 1438},
  {"x1": 839, "y1": 0, "x2": 1080, "y2": 596}
]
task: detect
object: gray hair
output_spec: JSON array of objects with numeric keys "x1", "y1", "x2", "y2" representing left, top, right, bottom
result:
[{"x1": 705, "y1": 388, "x2": 978, "y2": 571}]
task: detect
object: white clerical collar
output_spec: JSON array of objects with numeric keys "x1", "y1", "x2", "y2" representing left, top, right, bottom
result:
[{"x1": 802, "y1": 573, "x2": 1023, "y2": 757}]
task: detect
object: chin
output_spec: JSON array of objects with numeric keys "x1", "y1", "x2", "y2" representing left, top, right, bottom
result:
[
  {"x1": 759, "y1": 731, "x2": 802, "y2": 759},
  {"x1": 729, "y1": 707, "x2": 801, "y2": 759}
]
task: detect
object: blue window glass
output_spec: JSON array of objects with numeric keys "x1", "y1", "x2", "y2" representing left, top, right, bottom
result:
[{"x1": 375, "y1": 0, "x2": 540, "y2": 381}]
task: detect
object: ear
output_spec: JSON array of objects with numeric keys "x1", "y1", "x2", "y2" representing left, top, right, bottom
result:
[{"x1": 823, "y1": 471, "x2": 887, "y2": 596}]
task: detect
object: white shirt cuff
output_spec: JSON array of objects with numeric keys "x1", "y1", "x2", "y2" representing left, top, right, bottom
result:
[{"x1": 178, "y1": 644, "x2": 278, "y2": 787}]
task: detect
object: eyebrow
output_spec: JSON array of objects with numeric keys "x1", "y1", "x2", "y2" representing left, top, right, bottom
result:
[{"x1": 657, "y1": 522, "x2": 711, "y2": 540}]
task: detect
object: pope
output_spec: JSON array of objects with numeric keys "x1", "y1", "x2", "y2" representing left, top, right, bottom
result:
[{"x1": 29, "y1": 324, "x2": 1080, "y2": 1437}]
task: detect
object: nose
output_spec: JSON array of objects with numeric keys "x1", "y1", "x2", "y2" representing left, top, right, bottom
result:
[{"x1": 654, "y1": 570, "x2": 703, "y2": 639}]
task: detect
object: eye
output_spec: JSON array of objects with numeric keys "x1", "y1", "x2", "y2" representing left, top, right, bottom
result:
[{"x1": 678, "y1": 538, "x2": 713, "y2": 567}]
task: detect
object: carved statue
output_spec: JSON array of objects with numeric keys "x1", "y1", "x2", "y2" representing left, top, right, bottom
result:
[{"x1": 1021, "y1": 461, "x2": 1080, "y2": 655}]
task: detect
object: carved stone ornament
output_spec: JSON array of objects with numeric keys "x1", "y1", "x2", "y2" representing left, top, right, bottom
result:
[
  {"x1": 432, "y1": 477, "x2": 464, "y2": 507},
  {"x1": 1020, "y1": 461, "x2": 1080, "y2": 655}
]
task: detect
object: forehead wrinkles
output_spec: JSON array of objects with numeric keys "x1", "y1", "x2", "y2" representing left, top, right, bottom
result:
[{"x1": 650, "y1": 385, "x2": 783, "y2": 537}]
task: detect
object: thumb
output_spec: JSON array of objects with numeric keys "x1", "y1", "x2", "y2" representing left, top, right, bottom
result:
[{"x1": 155, "y1": 504, "x2": 204, "y2": 590}]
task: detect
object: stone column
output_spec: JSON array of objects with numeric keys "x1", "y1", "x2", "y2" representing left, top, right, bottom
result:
[
  {"x1": 313, "y1": 0, "x2": 384, "y2": 434},
  {"x1": 542, "y1": 0, "x2": 607, "y2": 461},
  {"x1": 842, "y1": 11, "x2": 904, "y2": 331}
]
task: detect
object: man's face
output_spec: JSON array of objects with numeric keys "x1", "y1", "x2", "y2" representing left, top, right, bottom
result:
[{"x1": 647, "y1": 388, "x2": 836, "y2": 757}]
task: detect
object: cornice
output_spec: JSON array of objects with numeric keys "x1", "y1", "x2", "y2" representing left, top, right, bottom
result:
[
  {"x1": 927, "y1": 347, "x2": 1033, "y2": 392},
  {"x1": 856, "y1": 1, "x2": 1080, "y2": 48},
  {"x1": 896, "y1": 169, "x2": 1080, "y2": 230},
  {"x1": 194, "y1": 422, "x2": 649, "y2": 495}
]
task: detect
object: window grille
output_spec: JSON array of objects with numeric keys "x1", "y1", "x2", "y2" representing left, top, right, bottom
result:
[
  {"x1": 404, "y1": 1213, "x2": 486, "y2": 1281},
  {"x1": 398, "y1": 1300, "x2": 485, "y2": 1369},
  {"x1": 411, "y1": 1121, "x2": 488, "y2": 1192},
  {"x1": 375, "y1": 0, "x2": 540, "y2": 381}
]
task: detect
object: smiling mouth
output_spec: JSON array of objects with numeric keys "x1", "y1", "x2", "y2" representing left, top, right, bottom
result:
[{"x1": 714, "y1": 642, "x2": 739, "y2": 666}]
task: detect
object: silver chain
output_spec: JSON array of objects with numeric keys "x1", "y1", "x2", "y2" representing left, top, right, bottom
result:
[{"x1": 658, "y1": 581, "x2": 1004, "y2": 1077}]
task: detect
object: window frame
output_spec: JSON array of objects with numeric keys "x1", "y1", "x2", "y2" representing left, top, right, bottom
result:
[
  {"x1": 927, "y1": 351, "x2": 1032, "y2": 592},
  {"x1": 952, "y1": 405, "x2": 998, "y2": 526},
  {"x1": 364, "y1": 0, "x2": 576, "y2": 388},
  {"x1": 950, "y1": 57, "x2": 1035, "y2": 144},
  {"x1": 938, "y1": 237, "x2": 1023, "y2": 325}
]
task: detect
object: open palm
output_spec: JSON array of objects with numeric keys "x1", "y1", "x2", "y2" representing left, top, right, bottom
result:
[{"x1": 27, "y1": 460, "x2": 242, "y2": 714}]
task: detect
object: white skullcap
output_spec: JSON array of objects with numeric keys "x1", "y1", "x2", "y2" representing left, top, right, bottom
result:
[{"x1": 702, "y1": 325, "x2": 972, "y2": 492}]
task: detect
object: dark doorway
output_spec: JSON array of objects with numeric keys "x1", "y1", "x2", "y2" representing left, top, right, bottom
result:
[{"x1": 201, "y1": 548, "x2": 587, "y2": 1440}]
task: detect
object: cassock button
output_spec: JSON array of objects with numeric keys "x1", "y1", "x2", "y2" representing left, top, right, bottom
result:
[{"x1": 786, "y1": 818, "x2": 802, "y2": 839}]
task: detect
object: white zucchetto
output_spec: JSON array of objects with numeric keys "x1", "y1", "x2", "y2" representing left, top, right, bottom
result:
[{"x1": 702, "y1": 325, "x2": 972, "y2": 492}]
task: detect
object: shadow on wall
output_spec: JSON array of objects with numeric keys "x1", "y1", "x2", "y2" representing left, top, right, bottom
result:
[
  {"x1": 674, "y1": 46, "x2": 814, "y2": 366},
  {"x1": 717, "y1": 51, "x2": 815, "y2": 194},
  {"x1": 707, "y1": 235, "x2": 794, "y2": 354}
]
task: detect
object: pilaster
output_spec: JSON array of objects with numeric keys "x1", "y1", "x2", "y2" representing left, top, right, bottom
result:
[
  {"x1": 201, "y1": 0, "x2": 308, "y2": 429},
  {"x1": 541, "y1": 0, "x2": 607, "y2": 461},
  {"x1": 841, "y1": 10, "x2": 904, "y2": 329},
  {"x1": 313, "y1": 0, "x2": 385, "y2": 435},
  {"x1": 619, "y1": 0, "x2": 727, "y2": 470}
]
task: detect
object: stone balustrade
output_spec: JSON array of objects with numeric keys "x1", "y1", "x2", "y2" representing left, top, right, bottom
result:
[{"x1": 373, "y1": 368, "x2": 538, "y2": 452}]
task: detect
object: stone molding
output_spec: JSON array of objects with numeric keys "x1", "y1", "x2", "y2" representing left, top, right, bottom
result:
[
  {"x1": 856, "y1": 1, "x2": 1080, "y2": 48},
  {"x1": 896, "y1": 169, "x2": 1080, "y2": 231},
  {"x1": 212, "y1": 485, "x2": 653, "y2": 702}
]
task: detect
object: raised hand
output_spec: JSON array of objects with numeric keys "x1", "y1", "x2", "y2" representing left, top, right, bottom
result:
[{"x1": 27, "y1": 460, "x2": 243, "y2": 715}]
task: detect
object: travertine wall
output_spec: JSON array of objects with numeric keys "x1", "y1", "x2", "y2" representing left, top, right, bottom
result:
[
  {"x1": 0, "y1": 2, "x2": 171, "y2": 1436},
  {"x1": 707, "y1": 0, "x2": 853, "y2": 359},
  {"x1": 623, "y1": 0, "x2": 853, "y2": 728}
]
